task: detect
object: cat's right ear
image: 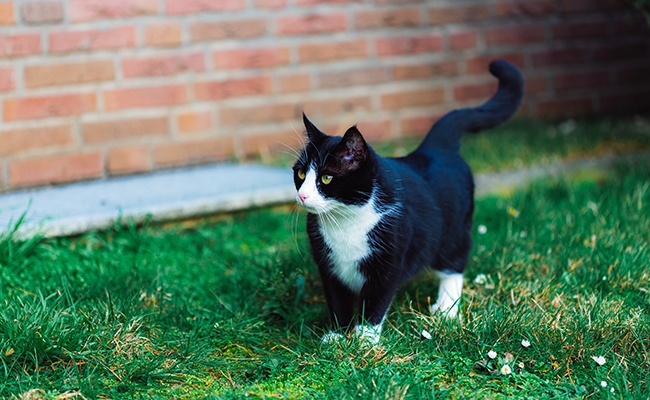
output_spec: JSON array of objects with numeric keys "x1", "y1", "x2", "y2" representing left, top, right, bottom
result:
[{"x1": 303, "y1": 113, "x2": 325, "y2": 144}]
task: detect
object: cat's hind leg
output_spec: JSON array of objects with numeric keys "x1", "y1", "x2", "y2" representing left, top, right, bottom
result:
[{"x1": 430, "y1": 271, "x2": 463, "y2": 318}]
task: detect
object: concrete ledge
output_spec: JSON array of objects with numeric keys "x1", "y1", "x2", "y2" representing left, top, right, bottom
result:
[{"x1": 0, "y1": 164, "x2": 295, "y2": 238}]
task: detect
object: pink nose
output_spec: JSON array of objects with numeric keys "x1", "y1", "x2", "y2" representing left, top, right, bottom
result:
[{"x1": 299, "y1": 193, "x2": 309, "y2": 202}]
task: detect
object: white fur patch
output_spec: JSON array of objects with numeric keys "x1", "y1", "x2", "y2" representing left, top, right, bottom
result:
[
  {"x1": 321, "y1": 331, "x2": 345, "y2": 345},
  {"x1": 430, "y1": 271, "x2": 463, "y2": 318},
  {"x1": 318, "y1": 196, "x2": 381, "y2": 292},
  {"x1": 355, "y1": 323, "x2": 382, "y2": 345}
]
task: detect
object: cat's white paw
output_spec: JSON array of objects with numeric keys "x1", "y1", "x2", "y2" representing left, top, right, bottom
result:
[
  {"x1": 354, "y1": 324, "x2": 382, "y2": 346},
  {"x1": 321, "y1": 332, "x2": 345, "y2": 345},
  {"x1": 430, "y1": 302, "x2": 459, "y2": 318},
  {"x1": 432, "y1": 271, "x2": 463, "y2": 318}
]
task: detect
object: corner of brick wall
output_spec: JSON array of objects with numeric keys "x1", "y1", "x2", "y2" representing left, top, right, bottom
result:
[{"x1": 0, "y1": 0, "x2": 649, "y2": 192}]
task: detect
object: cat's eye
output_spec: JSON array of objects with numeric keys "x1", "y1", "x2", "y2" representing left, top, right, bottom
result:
[
  {"x1": 297, "y1": 169, "x2": 306, "y2": 180},
  {"x1": 321, "y1": 175, "x2": 333, "y2": 185}
]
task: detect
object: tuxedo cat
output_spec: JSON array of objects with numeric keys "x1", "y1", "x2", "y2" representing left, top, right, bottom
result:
[{"x1": 293, "y1": 60, "x2": 524, "y2": 344}]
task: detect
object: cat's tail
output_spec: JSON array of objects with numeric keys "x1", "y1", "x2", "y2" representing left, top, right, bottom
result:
[{"x1": 416, "y1": 60, "x2": 524, "y2": 152}]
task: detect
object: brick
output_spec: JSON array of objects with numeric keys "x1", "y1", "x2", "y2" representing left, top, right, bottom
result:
[
  {"x1": 280, "y1": 74, "x2": 311, "y2": 93},
  {"x1": 553, "y1": 21, "x2": 609, "y2": 40},
  {"x1": 319, "y1": 68, "x2": 389, "y2": 89},
  {"x1": 486, "y1": 25, "x2": 545, "y2": 46},
  {"x1": 104, "y1": 85, "x2": 187, "y2": 111},
  {"x1": 376, "y1": 35, "x2": 442, "y2": 56},
  {"x1": 525, "y1": 76, "x2": 548, "y2": 94},
  {"x1": 0, "y1": 2, "x2": 14, "y2": 25},
  {"x1": 531, "y1": 48, "x2": 588, "y2": 67},
  {"x1": 24, "y1": 61, "x2": 115, "y2": 88},
  {"x1": 594, "y1": 44, "x2": 649, "y2": 62},
  {"x1": 70, "y1": 0, "x2": 157, "y2": 22},
  {"x1": 213, "y1": 47, "x2": 290, "y2": 69},
  {"x1": 353, "y1": 119, "x2": 392, "y2": 142},
  {"x1": 0, "y1": 34, "x2": 41, "y2": 57},
  {"x1": 277, "y1": 13, "x2": 347, "y2": 35},
  {"x1": 617, "y1": 66, "x2": 650, "y2": 85},
  {"x1": 145, "y1": 23, "x2": 182, "y2": 47},
  {"x1": 177, "y1": 111, "x2": 213, "y2": 133},
  {"x1": 454, "y1": 82, "x2": 498, "y2": 102},
  {"x1": 154, "y1": 137, "x2": 233, "y2": 166},
  {"x1": 394, "y1": 61, "x2": 457, "y2": 81},
  {"x1": 303, "y1": 96, "x2": 371, "y2": 117},
  {"x1": 381, "y1": 88, "x2": 445, "y2": 110},
  {"x1": 450, "y1": 31, "x2": 477, "y2": 51},
  {"x1": 299, "y1": 40, "x2": 367, "y2": 63},
  {"x1": 9, "y1": 152, "x2": 103, "y2": 187},
  {"x1": 4, "y1": 94, "x2": 96, "y2": 121},
  {"x1": 191, "y1": 19, "x2": 267, "y2": 42},
  {"x1": 554, "y1": 71, "x2": 610, "y2": 91},
  {"x1": 0, "y1": 67, "x2": 14, "y2": 91},
  {"x1": 166, "y1": 0, "x2": 245, "y2": 14},
  {"x1": 560, "y1": 0, "x2": 591, "y2": 13},
  {"x1": 600, "y1": 91, "x2": 650, "y2": 112},
  {"x1": 83, "y1": 117, "x2": 169, "y2": 144},
  {"x1": 221, "y1": 103, "x2": 298, "y2": 126},
  {"x1": 108, "y1": 146, "x2": 151, "y2": 174},
  {"x1": 497, "y1": 1, "x2": 555, "y2": 18},
  {"x1": 355, "y1": 8, "x2": 420, "y2": 30},
  {"x1": 401, "y1": 115, "x2": 438, "y2": 137},
  {"x1": 241, "y1": 129, "x2": 300, "y2": 157},
  {"x1": 21, "y1": 1, "x2": 64, "y2": 24},
  {"x1": 467, "y1": 54, "x2": 525, "y2": 74},
  {"x1": 123, "y1": 54, "x2": 204, "y2": 78},
  {"x1": 49, "y1": 27, "x2": 137, "y2": 53},
  {"x1": 195, "y1": 76, "x2": 272, "y2": 100},
  {"x1": 298, "y1": 0, "x2": 361, "y2": 4},
  {"x1": 256, "y1": 0, "x2": 286, "y2": 8},
  {"x1": 537, "y1": 98, "x2": 593, "y2": 117},
  {"x1": 0, "y1": 125, "x2": 74, "y2": 156},
  {"x1": 429, "y1": 5, "x2": 491, "y2": 25},
  {"x1": 594, "y1": 0, "x2": 626, "y2": 11}
]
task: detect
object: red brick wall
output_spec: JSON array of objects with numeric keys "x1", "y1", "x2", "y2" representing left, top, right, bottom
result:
[{"x1": 0, "y1": 0, "x2": 648, "y2": 191}]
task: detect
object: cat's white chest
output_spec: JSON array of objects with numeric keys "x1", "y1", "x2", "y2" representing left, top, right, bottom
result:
[{"x1": 318, "y1": 198, "x2": 381, "y2": 292}]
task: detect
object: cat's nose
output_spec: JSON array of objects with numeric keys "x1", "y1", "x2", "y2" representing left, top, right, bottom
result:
[{"x1": 299, "y1": 193, "x2": 309, "y2": 202}]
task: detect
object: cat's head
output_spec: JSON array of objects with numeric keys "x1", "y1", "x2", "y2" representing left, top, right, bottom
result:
[{"x1": 293, "y1": 113, "x2": 375, "y2": 214}]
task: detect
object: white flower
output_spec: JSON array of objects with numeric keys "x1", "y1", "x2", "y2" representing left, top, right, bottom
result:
[
  {"x1": 521, "y1": 339, "x2": 531, "y2": 348},
  {"x1": 474, "y1": 274, "x2": 487, "y2": 285},
  {"x1": 518, "y1": 362, "x2": 524, "y2": 368},
  {"x1": 488, "y1": 350, "x2": 497, "y2": 359},
  {"x1": 591, "y1": 356, "x2": 606, "y2": 366},
  {"x1": 500, "y1": 365, "x2": 512, "y2": 375},
  {"x1": 478, "y1": 225, "x2": 487, "y2": 235},
  {"x1": 520, "y1": 231, "x2": 527, "y2": 238},
  {"x1": 602, "y1": 276, "x2": 607, "y2": 281},
  {"x1": 421, "y1": 330, "x2": 432, "y2": 340},
  {"x1": 610, "y1": 388, "x2": 615, "y2": 393},
  {"x1": 600, "y1": 381, "x2": 607, "y2": 388}
]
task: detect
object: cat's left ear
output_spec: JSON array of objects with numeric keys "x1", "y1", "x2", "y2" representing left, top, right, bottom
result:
[
  {"x1": 335, "y1": 126, "x2": 368, "y2": 172},
  {"x1": 303, "y1": 113, "x2": 326, "y2": 144}
]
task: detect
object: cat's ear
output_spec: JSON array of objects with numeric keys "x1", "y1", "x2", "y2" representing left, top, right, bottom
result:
[
  {"x1": 335, "y1": 126, "x2": 368, "y2": 172},
  {"x1": 303, "y1": 113, "x2": 326, "y2": 144}
]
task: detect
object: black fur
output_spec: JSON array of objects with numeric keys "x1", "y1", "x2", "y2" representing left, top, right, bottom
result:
[{"x1": 293, "y1": 60, "x2": 524, "y2": 333}]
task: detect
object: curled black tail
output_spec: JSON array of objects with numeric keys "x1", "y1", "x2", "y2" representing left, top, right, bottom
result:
[{"x1": 417, "y1": 60, "x2": 524, "y2": 152}]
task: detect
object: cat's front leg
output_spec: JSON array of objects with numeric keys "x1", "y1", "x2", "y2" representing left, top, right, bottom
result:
[
  {"x1": 430, "y1": 271, "x2": 464, "y2": 318},
  {"x1": 355, "y1": 283, "x2": 396, "y2": 345},
  {"x1": 319, "y1": 273, "x2": 356, "y2": 343}
]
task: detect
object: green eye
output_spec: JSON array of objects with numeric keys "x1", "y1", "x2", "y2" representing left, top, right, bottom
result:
[
  {"x1": 297, "y1": 170, "x2": 306, "y2": 180},
  {"x1": 321, "y1": 175, "x2": 333, "y2": 185}
]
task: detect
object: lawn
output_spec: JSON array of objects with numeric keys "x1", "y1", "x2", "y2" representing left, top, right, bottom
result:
[{"x1": 1, "y1": 118, "x2": 649, "y2": 399}]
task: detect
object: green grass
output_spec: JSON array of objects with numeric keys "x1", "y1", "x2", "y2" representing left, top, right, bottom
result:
[
  {"x1": 266, "y1": 116, "x2": 650, "y2": 174},
  {"x1": 1, "y1": 122, "x2": 650, "y2": 398}
]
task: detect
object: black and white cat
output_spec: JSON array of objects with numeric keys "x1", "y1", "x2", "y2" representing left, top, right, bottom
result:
[{"x1": 293, "y1": 60, "x2": 524, "y2": 345}]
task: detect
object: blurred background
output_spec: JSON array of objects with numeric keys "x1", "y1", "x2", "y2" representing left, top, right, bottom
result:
[{"x1": 0, "y1": 0, "x2": 648, "y2": 192}]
